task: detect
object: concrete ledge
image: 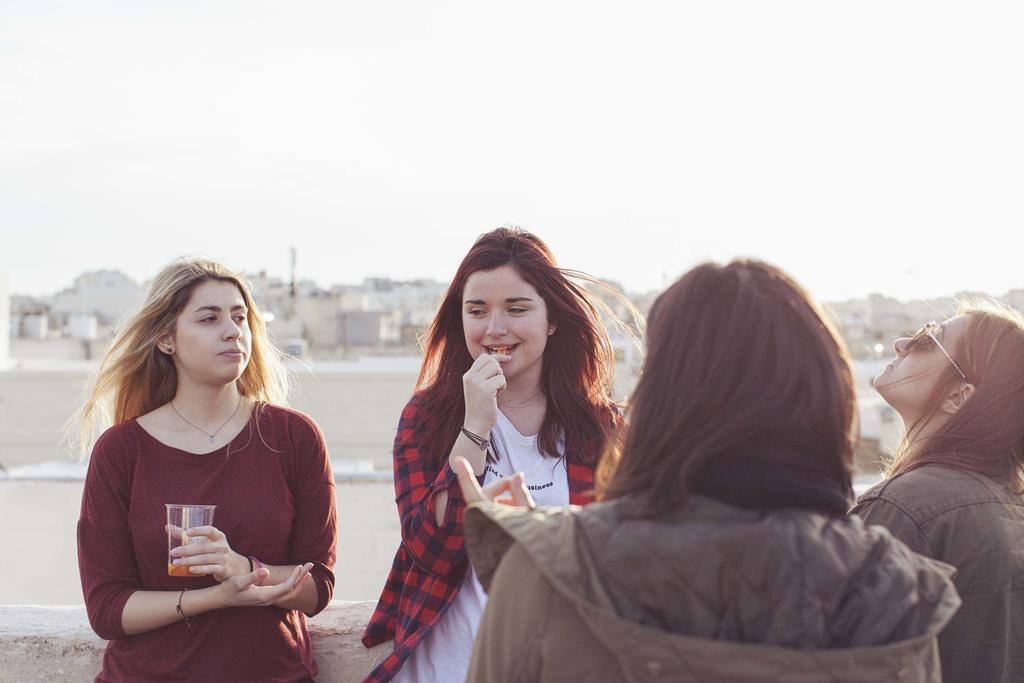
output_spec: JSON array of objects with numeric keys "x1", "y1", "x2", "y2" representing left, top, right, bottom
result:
[{"x1": 0, "y1": 601, "x2": 391, "y2": 682}]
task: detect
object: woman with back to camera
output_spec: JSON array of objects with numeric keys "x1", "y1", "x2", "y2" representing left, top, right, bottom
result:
[
  {"x1": 75, "y1": 258, "x2": 337, "y2": 682},
  {"x1": 852, "y1": 301, "x2": 1024, "y2": 682},
  {"x1": 456, "y1": 260, "x2": 961, "y2": 683},
  {"x1": 361, "y1": 227, "x2": 631, "y2": 682}
]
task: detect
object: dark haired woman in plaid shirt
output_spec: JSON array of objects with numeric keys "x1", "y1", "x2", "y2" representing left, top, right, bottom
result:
[{"x1": 361, "y1": 227, "x2": 632, "y2": 682}]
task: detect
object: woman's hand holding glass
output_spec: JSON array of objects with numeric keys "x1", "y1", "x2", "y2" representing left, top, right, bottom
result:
[
  {"x1": 166, "y1": 524, "x2": 250, "y2": 582},
  {"x1": 166, "y1": 523, "x2": 315, "y2": 610}
]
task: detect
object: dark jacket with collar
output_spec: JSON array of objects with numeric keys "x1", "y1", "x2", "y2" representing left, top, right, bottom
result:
[
  {"x1": 853, "y1": 465, "x2": 1024, "y2": 683},
  {"x1": 465, "y1": 493, "x2": 960, "y2": 683}
]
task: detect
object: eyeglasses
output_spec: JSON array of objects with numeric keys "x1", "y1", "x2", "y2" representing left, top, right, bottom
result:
[{"x1": 905, "y1": 321, "x2": 969, "y2": 382}]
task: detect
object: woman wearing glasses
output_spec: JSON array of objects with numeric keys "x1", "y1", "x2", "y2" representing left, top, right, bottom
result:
[{"x1": 853, "y1": 303, "x2": 1024, "y2": 683}]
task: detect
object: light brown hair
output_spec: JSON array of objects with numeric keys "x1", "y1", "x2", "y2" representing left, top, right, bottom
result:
[
  {"x1": 598, "y1": 260, "x2": 858, "y2": 509},
  {"x1": 889, "y1": 299, "x2": 1024, "y2": 491},
  {"x1": 69, "y1": 258, "x2": 288, "y2": 455}
]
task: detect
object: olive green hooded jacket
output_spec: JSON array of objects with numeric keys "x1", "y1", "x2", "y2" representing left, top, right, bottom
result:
[{"x1": 464, "y1": 494, "x2": 960, "y2": 683}]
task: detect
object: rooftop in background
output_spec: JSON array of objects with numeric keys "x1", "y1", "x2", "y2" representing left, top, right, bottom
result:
[
  {"x1": 0, "y1": 458, "x2": 388, "y2": 482},
  {"x1": 4, "y1": 356, "x2": 426, "y2": 374},
  {"x1": 7, "y1": 266, "x2": 1022, "y2": 364}
]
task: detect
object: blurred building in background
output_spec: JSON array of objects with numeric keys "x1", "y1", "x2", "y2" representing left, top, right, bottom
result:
[
  {"x1": 0, "y1": 274, "x2": 10, "y2": 371},
  {"x1": 5, "y1": 264, "x2": 1024, "y2": 474}
]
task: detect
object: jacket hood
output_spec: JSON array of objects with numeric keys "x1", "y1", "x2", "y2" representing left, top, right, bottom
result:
[{"x1": 465, "y1": 494, "x2": 961, "y2": 680}]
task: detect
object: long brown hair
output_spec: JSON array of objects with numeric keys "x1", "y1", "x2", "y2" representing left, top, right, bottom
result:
[
  {"x1": 70, "y1": 258, "x2": 288, "y2": 455},
  {"x1": 599, "y1": 260, "x2": 858, "y2": 509},
  {"x1": 889, "y1": 299, "x2": 1024, "y2": 490},
  {"x1": 415, "y1": 227, "x2": 635, "y2": 467}
]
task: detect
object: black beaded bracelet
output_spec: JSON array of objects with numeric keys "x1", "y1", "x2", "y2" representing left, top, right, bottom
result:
[
  {"x1": 176, "y1": 588, "x2": 193, "y2": 631},
  {"x1": 460, "y1": 426, "x2": 490, "y2": 451}
]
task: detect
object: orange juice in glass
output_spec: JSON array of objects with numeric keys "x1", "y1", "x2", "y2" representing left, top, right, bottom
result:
[{"x1": 166, "y1": 504, "x2": 217, "y2": 577}]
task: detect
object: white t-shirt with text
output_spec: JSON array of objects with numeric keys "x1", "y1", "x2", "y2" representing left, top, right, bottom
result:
[{"x1": 394, "y1": 411, "x2": 570, "y2": 682}]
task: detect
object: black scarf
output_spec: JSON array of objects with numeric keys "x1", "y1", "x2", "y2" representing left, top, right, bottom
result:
[{"x1": 691, "y1": 443, "x2": 852, "y2": 516}]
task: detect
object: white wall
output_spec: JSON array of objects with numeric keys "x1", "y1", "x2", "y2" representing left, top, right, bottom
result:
[
  {"x1": 0, "y1": 603, "x2": 389, "y2": 683},
  {"x1": 0, "y1": 361, "x2": 420, "y2": 470},
  {"x1": 0, "y1": 274, "x2": 9, "y2": 369},
  {"x1": 0, "y1": 479, "x2": 400, "y2": 605},
  {"x1": 0, "y1": 356, "x2": 637, "y2": 471}
]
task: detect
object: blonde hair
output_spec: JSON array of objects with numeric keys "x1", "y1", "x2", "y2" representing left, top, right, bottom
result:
[
  {"x1": 887, "y1": 297, "x2": 1024, "y2": 492},
  {"x1": 70, "y1": 258, "x2": 289, "y2": 456}
]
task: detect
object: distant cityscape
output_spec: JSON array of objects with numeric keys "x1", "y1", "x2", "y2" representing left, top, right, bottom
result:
[
  {"x1": 2, "y1": 268, "x2": 649, "y2": 365},
  {"x1": 3, "y1": 268, "x2": 1023, "y2": 365},
  {"x1": 3, "y1": 268, "x2": 1023, "y2": 479},
  {"x1": 4, "y1": 269, "x2": 448, "y2": 363}
]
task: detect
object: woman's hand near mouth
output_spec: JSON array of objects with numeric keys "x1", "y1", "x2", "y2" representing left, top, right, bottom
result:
[
  {"x1": 463, "y1": 352, "x2": 510, "y2": 435},
  {"x1": 433, "y1": 351, "x2": 513, "y2": 524}
]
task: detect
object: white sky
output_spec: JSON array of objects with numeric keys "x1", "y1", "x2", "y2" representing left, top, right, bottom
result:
[{"x1": 2, "y1": 1, "x2": 1022, "y2": 301}]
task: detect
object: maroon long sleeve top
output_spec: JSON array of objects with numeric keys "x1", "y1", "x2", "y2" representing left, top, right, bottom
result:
[{"x1": 77, "y1": 404, "x2": 337, "y2": 683}]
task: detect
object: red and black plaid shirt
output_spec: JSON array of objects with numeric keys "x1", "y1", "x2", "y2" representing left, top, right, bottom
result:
[{"x1": 361, "y1": 395, "x2": 600, "y2": 683}]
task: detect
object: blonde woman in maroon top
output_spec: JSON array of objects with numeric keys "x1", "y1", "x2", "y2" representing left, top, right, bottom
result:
[{"x1": 73, "y1": 258, "x2": 337, "y2": 682}]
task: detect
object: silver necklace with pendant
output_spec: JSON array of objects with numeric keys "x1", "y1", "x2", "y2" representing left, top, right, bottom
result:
[{"x1": 170, "y1": 395, "x2": 243, "y2": 444}]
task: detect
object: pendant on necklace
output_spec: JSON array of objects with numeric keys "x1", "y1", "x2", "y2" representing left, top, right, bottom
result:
[{"x1": 208, "y1": 436, "x2": 215, "y2": 444}]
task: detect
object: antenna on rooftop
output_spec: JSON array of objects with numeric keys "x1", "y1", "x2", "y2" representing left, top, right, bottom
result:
[
  {"x1": 289, "y1": 247, "x2": 297, "y2": 296},
  {"x1": 289, "y1": 246, "x2": 297, "y2": 317}
]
